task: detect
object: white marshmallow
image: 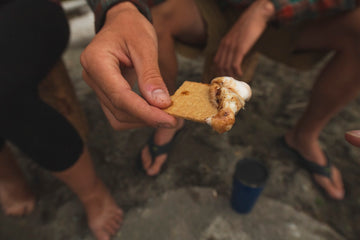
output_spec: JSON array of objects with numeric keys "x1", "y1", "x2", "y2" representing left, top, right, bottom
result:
[{"x1": 214, "y1": 76, "x2": 252, "y2": 101}]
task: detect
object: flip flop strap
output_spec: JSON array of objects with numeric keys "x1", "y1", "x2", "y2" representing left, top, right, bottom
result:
[
  {"x1": 148, "y1": 132, "x2": 178, "y2": 159},
  {"x1": 298, "y1": 153, "x2": 332, "y2": 178}
]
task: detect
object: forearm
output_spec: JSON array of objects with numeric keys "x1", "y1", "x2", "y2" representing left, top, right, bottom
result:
[
  {"x1": 86, "y1": 0, "x2": 151, "y2": 31},
  {"x1": 214, "y1": 0, "x2": 275, "y2": 77},
  {"x1": 226, "y1": 0, "x2": 357, "y2": 23}
]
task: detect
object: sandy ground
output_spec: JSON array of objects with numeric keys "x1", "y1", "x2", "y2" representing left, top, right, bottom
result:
[{"x1": 1, "y1": 2, "x2": 360, "y2": 240}]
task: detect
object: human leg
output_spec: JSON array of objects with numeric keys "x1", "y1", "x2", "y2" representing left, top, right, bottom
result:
[
  {"x1": 0, "y1": 142, "x2": 35, "y2": 216},
  {"x1": 52, "y1": 149, "x2": 123, "y2": 240},
  {"x1": 0, "y1": 64, "x2": 122, "y2": 240},
  {"x1": 0, "y1": 0, "x2": 69, "y2": 218},
  {"x1": 151, "y1": 0, "x2": 207, "y2": 92},
  {"x1": 1, "y1": 97, "x2": 122, "y2": 239},
  {"x1": 0, "y1": 1, "x2": 122, "y2": 238},
  {"x1": 140, "y1": 0, "x2": 206, "y2": 176},
  {"x1": 285, "y1": 7, "x2": 360, "y2": 200},
  {"x1": 0, "y1": 0, "x2": 81, "y2": 172}
]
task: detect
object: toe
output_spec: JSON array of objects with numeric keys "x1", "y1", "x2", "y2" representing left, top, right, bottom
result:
[
  {"x1": 114, "y1": 212, "x2": 123, "y2": 225},
  {"x1": 23, "y1": 199, "x2": 35, "y2": 215},
  {"x1": 104, "y1": 223, "x2": 117, "y2": 236},
  {"x1": 94, "y1": 229, "x2": 110, "y2": 240},
  {"x1": 331, "y1": 167, "x2": 345, "y2": 198},
  {"x1": 22, "y1": 206, "x2": 30, "y2": 216},
  {"x1": 141, "y1": 147, "x2": 152, "y2": 170},
  {"x1": 91, "y1": 218, "x2": 119, "y2": 240},
  {"x1": 108, "y1": 218, "x2": 121, "y2": 233},
  {"x1": 114, "y1": 208, "x2": 124, "y2": 218},
  {"x1": 147, "y1": 154, "x2": 167, "y2": 176},
  {"x1": 4, "y1": 202, "x2": 32, "y2": 216},
  {"x1": 314, "y1": 167, "x2": 345, "y2": 200},
  {"x1": 4, "y1": 206, "x2": 17, "y2": 216}
]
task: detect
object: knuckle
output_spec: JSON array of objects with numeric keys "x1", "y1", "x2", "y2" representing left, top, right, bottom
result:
[
  {"x1": 219, "y1": 66, "x2": 226, "y2": 73},
  {"x1": 231, "y1": 63, "x2": 240, "y2": 71},
  {"x1": 141, "y1": 68, "x2": 161, "y2": 83},
  {"x1": 80, "y1": 49, "x2": 91, "y2": 69},
  {"x1": 216, "y1": 64, "x2": 223, "y2": 72},
  {"x1": 236, "y1": 47, "x2": 245, "y2": 57},
  {"x1": 107, "y1": 111, "x2": 133, "y2": 130},
  {"x1": 223, "y1": 41, "x2": 230, "y2": 49},
  {"x1": 223, "y1": 40, "x2": 231, "y2": 48},
  {"x1": 110, "y1": 93, "x2": 125, "y2": 110},
  {"x1": 81, "y1": 70, "x2": 89, "y2": 84},
  {"x1": 80, "y1": 45, "x2": 102, "y2": 70}
]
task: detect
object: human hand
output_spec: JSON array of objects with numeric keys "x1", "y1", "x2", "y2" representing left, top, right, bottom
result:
[
  {"x1": 345, "y1": 130, "x2": 360, "y2": 147},
  {"x1": 81, "y1": 2, "x2": 177, "y2": 130},
  {"x1": 213, "y1": 0, "x2": 275, "y2": 77}
]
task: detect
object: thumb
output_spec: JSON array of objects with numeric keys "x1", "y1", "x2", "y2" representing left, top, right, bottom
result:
[
  {"x1": 138, "y1": 66, "x2": 172, "y2": 109},
  {"x1": 345, "y1": 130, "x2": 360, "y2": 147}
]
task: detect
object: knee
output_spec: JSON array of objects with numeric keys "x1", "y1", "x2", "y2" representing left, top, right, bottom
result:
[
  {"x1": 336, "y1": 11, "x2": 360, "y2": 55},
  {"x1": 11, "y1": 0, "x2": 69, "y2": 48},
  {"x1": 338, "y1": 32, "x2": 360, "y2": 57},
  {"x1": 350, "y1": 28, "x2": 360, "y2": 55},
  {"x1": 15, "y1": 0, "x2": 70, "y2": 54},
  {"x1": 151, "y1": 5, "x2": 177, "y2": 40},
  {"x1": 33, "y1": 1, "x2": 70, "y2": 54},
  {"x1": 153, "y1": 21, "x2": 171, "y2": 42},
  {"x1": 0, "y1": 90, "x2": 28, "y2": 116},
  {"x1": 328, "y1": 28, "x2": 360, "y2": 58}
]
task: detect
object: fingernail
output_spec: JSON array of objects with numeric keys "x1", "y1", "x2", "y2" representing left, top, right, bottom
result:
[
  {"x1": 346, "y1": 130, "x2": 360, "y2": 137},
  {"x1": 152, "y1": 89, "x2": 169, "y2": 103}
]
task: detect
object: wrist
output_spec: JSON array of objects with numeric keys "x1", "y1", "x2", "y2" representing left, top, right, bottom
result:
[{"x1": 106, "y1": 1, "x2": 139, "y2": 20}]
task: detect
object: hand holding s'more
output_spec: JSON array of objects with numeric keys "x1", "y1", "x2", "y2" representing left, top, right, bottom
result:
[{"x1": 164, "y1": 77, "x2": 252, "y2": 133}]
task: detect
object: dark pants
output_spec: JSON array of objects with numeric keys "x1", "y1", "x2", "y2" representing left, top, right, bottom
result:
[{"x1": 0, "y1": 0, "x2": 83, "y2": 172}]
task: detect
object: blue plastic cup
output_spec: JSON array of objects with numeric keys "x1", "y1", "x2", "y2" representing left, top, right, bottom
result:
[{"x1": 230, "y1": 158, "x2": 269, "y2": 214}]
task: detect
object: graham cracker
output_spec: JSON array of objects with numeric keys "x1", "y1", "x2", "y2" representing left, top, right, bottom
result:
[{"x1": 164, "y1": 81, "x2": 217, "y2": 122}]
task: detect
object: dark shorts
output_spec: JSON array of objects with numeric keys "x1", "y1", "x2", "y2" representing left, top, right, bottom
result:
[{"x1": 0, "y1": 0, "x2": 83, "y2": 172}]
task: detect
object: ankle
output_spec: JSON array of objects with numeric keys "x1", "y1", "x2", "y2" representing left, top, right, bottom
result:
[
  {"x1": 77, "y1": 178, "x2": 106, "y2": 204},
  {"x1": 287, "y1": 128, "x2": 319, "y2": 143},
  {"x1": 285, "y1": 130, "x2": 329, "y2": 165}
]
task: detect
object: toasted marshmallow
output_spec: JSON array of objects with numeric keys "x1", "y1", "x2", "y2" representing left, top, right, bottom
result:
[
  {"x1": 211, "y1": 76, "x2": 252, "y2": 101},
  {"x1": 207, "y1": 77, "x2": 252, "y2": 133}
]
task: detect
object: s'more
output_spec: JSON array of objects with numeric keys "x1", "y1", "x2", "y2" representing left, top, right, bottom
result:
[{"x1": 164, "y1": 77, "x2": 252, "y2": 133}]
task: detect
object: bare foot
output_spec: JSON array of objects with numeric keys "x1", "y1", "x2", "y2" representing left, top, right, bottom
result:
[
  {"x1": 141, "y1": 118, "x2": 184, "y2": 176},
  {"x1": 285, "y1": 131, "x2": 345, "y2": 200},
  {"x1": 81, "y1": 180, "x2": 123, "y2": 240},
  {"x1": 0, "y1": 144, "x2": 35, "y2": 216},
  {"x1": 52, "y1": 147, "x2": 123, "y2": 240}
]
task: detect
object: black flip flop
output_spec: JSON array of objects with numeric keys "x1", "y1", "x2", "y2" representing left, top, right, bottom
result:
[
  {"x1": 281, "y1": 137, "x2": 332, "y2": 180},
  {"x1": 137, "y1": 130, "x2": 182, "y2": 176}
]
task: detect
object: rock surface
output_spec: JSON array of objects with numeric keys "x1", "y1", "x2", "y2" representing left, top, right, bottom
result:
[
  {"x1": 118, "y1": 187, "x2": 344, "y2": 240},
  {"x1": 1, "y1": 1, "x2": 360, "y2": 240}
]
